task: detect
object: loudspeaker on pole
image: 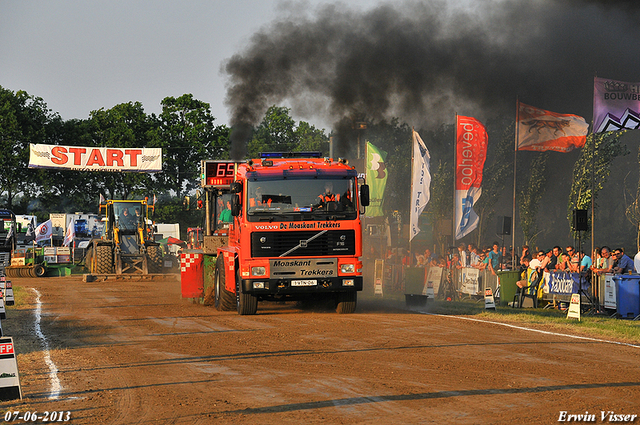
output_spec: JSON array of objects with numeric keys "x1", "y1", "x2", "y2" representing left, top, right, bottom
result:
[
  {"x1": 496, "y1": 216, "x2": 511, "y2": 236},
  {"x1": 572, "y1": 209, "x2": 588, "y2": 231}
]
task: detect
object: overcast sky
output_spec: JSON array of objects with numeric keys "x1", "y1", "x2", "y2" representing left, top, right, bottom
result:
[{"x1": 0, "y1": 0, "x2": 385, "y2": 128}]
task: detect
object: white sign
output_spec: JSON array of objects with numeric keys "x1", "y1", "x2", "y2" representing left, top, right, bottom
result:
[
  {"x1": 29, "y1": 144, "x2": 162, "y2": 172},
  {"x1": 567, "y1": 293, "x2": 581, "y2": 321},
  {"x1": 424, "y1": 267, "x2": 443, "y2": 297},
  {"x1": 0, "y1": 337, "x2": 22, "y2": 400},
  {"x1": 484, "y1": 288, "x2": 496, "y2": 310},
  {"x1": 460, "y1": 267, "x2": 480, "y2": 295},
  {"x1": 3, "y1": 279, "x2": 14, "y2": 306},
  {"x1": 604, "y1": 273, "x2": 616, "y2": 310}
]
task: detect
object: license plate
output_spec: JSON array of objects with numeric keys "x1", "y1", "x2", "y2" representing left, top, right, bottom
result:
[{"x1": 291, "y1": 279, "x2": 317, "y2": 286}]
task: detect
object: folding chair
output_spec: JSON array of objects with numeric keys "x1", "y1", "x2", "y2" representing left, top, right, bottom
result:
[{"x1": 516, "y1": 270, "x2": 544, "y2": 308}]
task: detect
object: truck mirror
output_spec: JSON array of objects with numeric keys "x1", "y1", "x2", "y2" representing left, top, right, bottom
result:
[
  {"x1": 360, "y1": 184, "x2": 370, "y2": 207},
  {"x1": 231, "y1": 194, "x2": 241, "y2": 216},
  {"x1": 230, "y1": 182, "x2": 242, "y2": 193}
]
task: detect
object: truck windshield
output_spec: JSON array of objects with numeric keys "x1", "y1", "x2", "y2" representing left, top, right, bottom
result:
[{"x1": 246, "y1": 179, "x2": 357, "y2": 221}]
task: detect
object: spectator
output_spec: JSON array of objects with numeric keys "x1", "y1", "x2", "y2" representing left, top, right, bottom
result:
[
  {"x1": 458, "y1": 243, "x2": 468, "y2": 267},
  {"x1": 593, "y1": 246, "x2": 614, "y2": 275},
  {"x1": 560, "y1": 246, "x2": 579, "y2": 272},
  {"x1": 612, "y1": 248, "x2": 634, "y2": 274},
  {"x1": 579, "y1": 250, "x2": 592, "y2": 274},
  {"x1": 469, "y1": 244, "x2": 480, "y2": 267},
  {"x1": 487, "y1": 242, "x2": 501, "y2": 275},
  {"x1": 475, "y1": 251, "x2": 489, "y2": 271},
  {"x1": 520, "y1": 245, "x2": 532, "y2": 268}
]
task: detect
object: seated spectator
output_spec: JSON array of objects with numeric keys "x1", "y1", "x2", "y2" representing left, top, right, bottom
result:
[{"x1": 612, "y1": 248, "x2": 634, "y2": 274}]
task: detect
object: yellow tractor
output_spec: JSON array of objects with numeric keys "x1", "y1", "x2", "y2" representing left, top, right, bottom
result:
[{"x1": 87, "y1": 199, "x2": 162, "y2": 275}]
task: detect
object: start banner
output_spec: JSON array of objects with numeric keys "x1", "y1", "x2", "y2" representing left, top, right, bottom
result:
[{"x1": 28, "y1": 144, "x2": 162, "y2": 172}]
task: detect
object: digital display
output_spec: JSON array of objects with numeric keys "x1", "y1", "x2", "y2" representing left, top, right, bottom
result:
[{"x1": 202, "y1": 161, "x2": 237, "y2": 188}]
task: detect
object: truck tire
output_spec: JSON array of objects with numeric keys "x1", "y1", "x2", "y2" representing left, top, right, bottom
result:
[
  {"x1": 147, "y1": 245, "x2": 162, "y2": 273},
  {"x1": 96, "y1": 245, "x2": 114, "y2": 274},
  {"x1": 34, "y1": 264, "x2": 46, "y2": 278},
  {"x1": 336, "y1": 291, "x2": 357, "y2": 314},
  {"x1": 214, "y1": 259, "x2": 235, "y2": 311},
  {"x1": 236, "y1": 270, "x2": 257, "y2": 315}
]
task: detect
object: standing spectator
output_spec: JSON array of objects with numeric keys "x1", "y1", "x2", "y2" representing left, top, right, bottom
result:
[
  {"x1": 520, "y1": 245, "x2": 532, "y2": 269},
  {"x1": 593, "y1": 246, "x2": 613, "y2": 275},
  {"x1": 612, "y1": 248, "x2": 634, "y2": 274},
  {"x1": 469, "y1": 244, "x2": 480, "y2": 267},
  {"x1": 458, "y1": 243, "x2": 468, "y2": 267},
  {"x1": 487, "y1": 242, "x2": 501, "y2": 275},
  {"x1": 635, "y1": 250, "x2": 640, "y2": 274},
  {"x1": 579, "y1": 250, "x2": 592, "y2": 274},
  {"x1": 561, "y1": 246, "x2": 579, "y2": 272}
]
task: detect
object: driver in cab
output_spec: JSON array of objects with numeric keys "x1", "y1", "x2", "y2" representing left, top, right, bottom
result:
[
  {"x1": 119, "y1": 208, "x2": 136, "y2": 230},
  {"x1": 317, "y1": 182, "x2": 340, "y2": 206}
]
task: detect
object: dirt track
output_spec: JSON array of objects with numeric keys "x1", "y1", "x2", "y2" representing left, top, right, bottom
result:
[{"x1": 1, "y1": 275, "x2": 640, "y2": 424}]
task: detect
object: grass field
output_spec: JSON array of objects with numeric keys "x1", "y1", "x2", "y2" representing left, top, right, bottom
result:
[{"x1": 424, "y1": 298, "x2": 640, "y2": 345}]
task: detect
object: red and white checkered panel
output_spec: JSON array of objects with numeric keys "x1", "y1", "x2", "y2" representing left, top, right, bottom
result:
[{"x1": 180, "y1": 253, "x2": 201, "y2": 272}]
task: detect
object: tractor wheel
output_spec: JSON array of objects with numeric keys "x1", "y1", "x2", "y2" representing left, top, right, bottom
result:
[
  {"x1": 34, "y1": 264, "x2": 46, "y2": 278},
  {"x1": 96, "y1": 245, "x2": 114, "y2": 274},
  {"x1": 146, "y1": 245, "x2": 162, "y2": 274},
  {"x1": 236, "y1": 269, "x2": 257, "y2": 315},
  {"x1": 214, "y1": 259, "x2": 235, "y2": 311},
  {"x1": 336, "y1": 291, "x2": 357, "y2": 314}
]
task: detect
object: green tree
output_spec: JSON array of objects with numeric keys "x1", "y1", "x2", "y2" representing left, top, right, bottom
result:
[
  {"x1": 247, "y1": 106, "x2": 298, "y2": 157},
  {"x1": 154, "y1": 94, "x2": 228, "y2": 198},
  {"x1": 0, "y1": 87, "x2": 60, "y2": 209},
  {"x1": 473, "y1": 119, "x2": 514, "y2": 247},
  {"x1": 294, "y1": 121, "x2": 329, "y2": 155},
  {"x1": 518, "y1": 152, "x2": 548, "y2": 246},
  {"x1": 568, "y1": 131, "x2": 627, "y2": 238}
]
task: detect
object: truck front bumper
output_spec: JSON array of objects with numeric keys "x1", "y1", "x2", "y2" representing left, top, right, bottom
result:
[{"x1": 240, "y1": 276, "x2": 363, "y2": 295}]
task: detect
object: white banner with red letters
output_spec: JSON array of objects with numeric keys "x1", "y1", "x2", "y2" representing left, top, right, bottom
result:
[{"x1": 28, "y1": 144, "x2": 162, "y2": 172}]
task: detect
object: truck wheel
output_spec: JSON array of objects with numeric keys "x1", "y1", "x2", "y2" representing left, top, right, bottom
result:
[
  {"x1": 96, "y1": 245, "x2": 114, "y2": 274},
  {"x1": 214, "y1": 259, "x2": 235, "y2": 311},
  {"x1": 34, "y1": 264, "x2": 46, "y2": 278},
  {"x1": 147, "y1": 245, "x2": 162, "y2": 273},
  {"x1": 336, "y1": 291, "x2": 357, "y2": 314},
  {"x1": 236, "y1": 270, "x2": 257, "y2": 315}
]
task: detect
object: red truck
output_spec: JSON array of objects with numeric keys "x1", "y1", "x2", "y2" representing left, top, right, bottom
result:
[{"x1": 200, "y1": 153, "x2": 369, "y2": 315}]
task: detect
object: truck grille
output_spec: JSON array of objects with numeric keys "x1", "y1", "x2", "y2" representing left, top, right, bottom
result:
[{"x1": 251, "y1": 230, "x2": 355, "y2": 257}]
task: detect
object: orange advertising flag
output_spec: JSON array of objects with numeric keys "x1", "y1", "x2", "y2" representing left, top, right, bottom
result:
[{"x1": 517, "y1": 102, "x2": 588, "y2": 152}]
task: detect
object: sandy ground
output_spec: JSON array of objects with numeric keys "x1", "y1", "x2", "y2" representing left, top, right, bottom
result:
[{"x1": 1, "y1": 274, "x2": 639, "y2": 424}]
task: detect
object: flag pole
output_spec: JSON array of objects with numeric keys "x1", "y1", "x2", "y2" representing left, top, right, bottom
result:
[
  {"x1": 512, "y1": 99, "x2": 519, "y2": 270},
  {"x1": 453, "y1": 114, "x2": 457, "y2": 249},
  {"x1": 409, "y1": 128, "x2": 415, "y2": 263},
  {"x1": 591, "y1": 74, "x2": 597, "y2": 307}
]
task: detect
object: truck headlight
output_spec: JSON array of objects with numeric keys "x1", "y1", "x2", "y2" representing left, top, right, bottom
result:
[
  {"x1": 253, "y1": 281, "x2": 265, "y2": 289},
  {"x1": 342, "y1": 279, "x2": 355, "y2": 286},
  {"x1": 251, "y1": 266, "x2": 266, "y2": 276},
  {"x1": 340, "y1": 264, "x2": 355, "y2": 273}
]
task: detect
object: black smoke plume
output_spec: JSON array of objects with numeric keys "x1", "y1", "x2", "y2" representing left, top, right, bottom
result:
[{"x1": 223, "y1": 0, "x2": 640, "y2": 157}]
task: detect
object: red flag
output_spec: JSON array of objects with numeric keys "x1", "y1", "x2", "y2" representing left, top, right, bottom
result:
[
  {"x1": 517, "y1": 102, "x2": 588, "y2": 152},
  {"x1": 455, "y1": 116, "x2": 488, "y2": 239}
]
